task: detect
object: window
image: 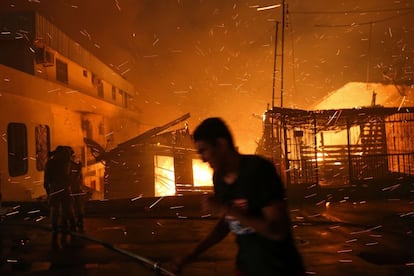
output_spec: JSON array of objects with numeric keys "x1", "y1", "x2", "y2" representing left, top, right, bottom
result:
[
  {"x1": 35, "y1": 125, "x2": 50, "y2": 171},
  {"x1": 56, "y1": 58, "x2": 68, "y2": 83},
  {"x1": 92, "y1": 73, "x2": 103, "y2": 98},
  {"x1": 123, "y1": 93, "x2": 128, "y2": 108},
  {"x1": 119, "y1": 90, "x2": 128, "y2": 108},
  {"x1": 7, "y1": 123, "x2": 28, "y2": 177},
  {"x1": 154, "y1": 155, "x2": 175, "y2": 196},
  {"x1": 99, "y1": 121, "x2": 104, "y2": 135},
  {"x1": 112, "y1": 86, "x2": 116, "y2": 101},
  {"x1": 82, "y1": 119, "x2": 93, "y2": 139},
  {"x1": 97, "y1": 83, "x2": 104, "y2": 98}
]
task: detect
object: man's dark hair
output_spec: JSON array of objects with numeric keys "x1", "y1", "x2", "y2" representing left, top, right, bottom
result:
[{"x1": 193, "y1": 117, "x2": 236, "y2": 151}]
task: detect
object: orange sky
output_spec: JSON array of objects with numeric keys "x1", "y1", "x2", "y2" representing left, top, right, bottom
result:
[{"x1": 1, "y1": 0, "x2": 413, "y2": 152}]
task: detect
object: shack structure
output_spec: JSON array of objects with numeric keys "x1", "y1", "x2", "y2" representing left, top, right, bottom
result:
[
  {"x1": 256, "y1": 106, "x2": 414, "y2": 189},
  {"x1": 85, "y1": 113, "x2": 213, "y2": 199}
]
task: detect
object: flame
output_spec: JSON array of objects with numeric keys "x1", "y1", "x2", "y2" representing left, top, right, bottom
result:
[
  {"x1": 192, "y1": 159, "x2": 213, "y2": 187},
  {"x1": 154, "y1": 155, "x2": 175, "y2": 197},
  {"x1": 154, "y1": 155, "x2": 213, "y2": 197}
]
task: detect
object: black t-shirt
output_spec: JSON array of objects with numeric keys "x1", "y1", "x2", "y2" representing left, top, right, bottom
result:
[
  {"x1": 214, "y1": 155, "x2": 304, "y2": 276},
  {"x1": 44, "y1": 155, "x2": 71, "y2": 194}
]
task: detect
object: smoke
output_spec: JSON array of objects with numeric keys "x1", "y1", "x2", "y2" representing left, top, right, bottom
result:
[{"x1": 1, "y1": 0, "x2": 413, "y2": 152}]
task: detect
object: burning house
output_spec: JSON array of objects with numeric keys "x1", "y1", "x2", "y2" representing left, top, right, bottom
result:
[
  {"x1": 256, "y1": 106, "x2": 414, "y2": 198},
  {"x1": 85, "y1": 113, "x2": 213, "y2": 199}
]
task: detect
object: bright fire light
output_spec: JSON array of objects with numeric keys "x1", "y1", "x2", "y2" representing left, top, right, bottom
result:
[
  {"x1": 154, "y1": 156, "x2": 213, "y2": 196},
  {"x1": 154, "y1": 155, "x2": 175, "y2": 197},
  {"x1": 192, "y1": 159, "x2": 213, "y2": 187}
]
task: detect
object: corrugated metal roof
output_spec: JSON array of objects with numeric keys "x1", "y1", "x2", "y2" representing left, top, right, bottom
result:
[
  {"x1": 33, "y1": 12, "x2": 134, "y2": 96},
  {"x1": 268, "y1": 106, "x2": 414, "y2": 131},
  {"x1": 1, "y1": 11, "x2": 135, "y2": 96}
]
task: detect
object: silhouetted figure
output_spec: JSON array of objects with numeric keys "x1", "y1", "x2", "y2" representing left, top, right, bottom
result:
[
  {"x1": 44, "y1": 146, "x2": 76, "y2": 248},
  {"x1": 67, "y1": 147, "x2": 86, "y2": 232},
  {"x1": 173, "y1": 117, "x2": 305, "y2": 275}
]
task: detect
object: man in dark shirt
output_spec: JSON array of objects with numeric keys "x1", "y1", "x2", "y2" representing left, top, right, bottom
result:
[
  {"x1": 44, "y1": 146, "x2": 76, "y2": 247},
  {"x1": 174, "y1": 117, "x2": 305, "y2": 275}
]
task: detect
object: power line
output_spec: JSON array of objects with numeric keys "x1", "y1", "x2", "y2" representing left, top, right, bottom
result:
[
  {"x1": 290, "y1": 6, "x2": 414, "y2": 15},
  {"x1": 314, "y1": 10, "x2": 414, "y2": 27}
]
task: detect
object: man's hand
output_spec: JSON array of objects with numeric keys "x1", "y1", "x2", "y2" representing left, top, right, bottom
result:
[{"x1": 170, "y1": 252, "x2": 194, "y2": 274}]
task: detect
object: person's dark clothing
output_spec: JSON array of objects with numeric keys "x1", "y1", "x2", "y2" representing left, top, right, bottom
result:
[
  {"x1": 214, "y1": 155, "x2": 305, "y2": 276},
  {"x1": 69, "y1": 160, "x2": 85, "y2": 232},
  {"x1": 44, "y1": 147, "x2": 76, "y2": 243}
]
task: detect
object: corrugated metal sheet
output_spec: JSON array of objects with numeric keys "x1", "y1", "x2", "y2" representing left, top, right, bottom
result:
[{"x1": 34, "y1": 12, "x2": 134, "y2": 96}]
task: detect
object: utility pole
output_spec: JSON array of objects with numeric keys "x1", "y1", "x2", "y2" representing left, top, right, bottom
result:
[
  {"x1": 280, "y1": 0, "x2": 286, "y2": 108},
  {"x1": 269, "y1": 0, "x2": 286, "y2": 108},
  {"x1": 271, "y1": 21, "x2": 279, "y2": 109}
]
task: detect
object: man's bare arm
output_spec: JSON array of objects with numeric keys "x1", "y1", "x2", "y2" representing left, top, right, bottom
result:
[
  {"x1": 224, "y1": 199, "x2": 290, "y2": 241},
  {"x1": 173, "y1": 217, "x2": 230, "y2": 272}
]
